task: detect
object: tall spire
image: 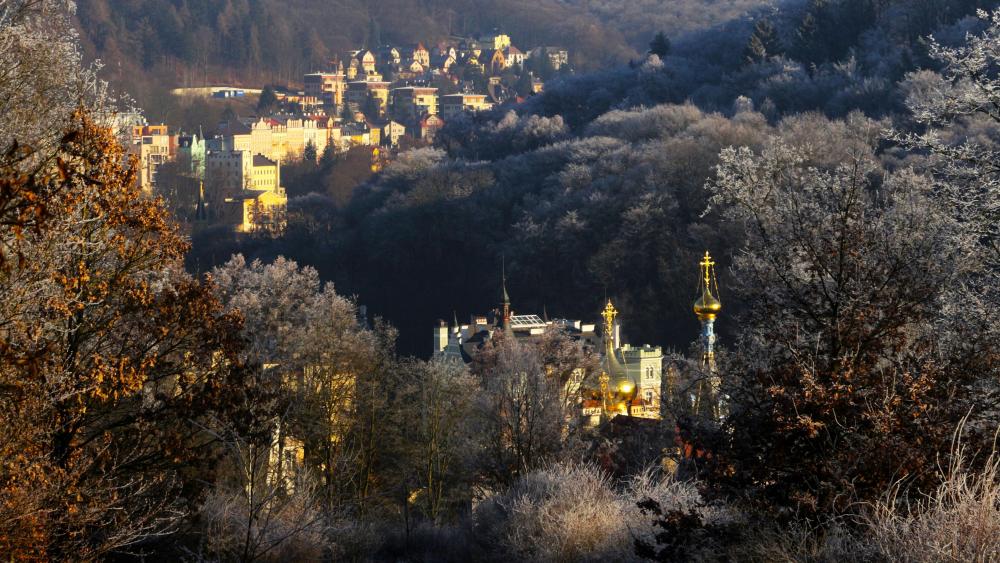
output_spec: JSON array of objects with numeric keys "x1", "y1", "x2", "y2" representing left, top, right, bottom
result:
[
  {"x1": 501, "y1": 257, "x2": 510, "y2": 306},
  {"x1": 500, "y1": 257, "x2": 512, "y2": 333},
  {"x1": 693, "y1": 250, "x2": 722, "y2": 368},
  {"x1": 693, "y1": 250, "x2": 723, "y2": 419}
]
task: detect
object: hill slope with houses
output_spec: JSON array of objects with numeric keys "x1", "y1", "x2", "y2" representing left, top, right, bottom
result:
[{"x1": 76, "y1": 0, "x2": 773, "y2": 91}]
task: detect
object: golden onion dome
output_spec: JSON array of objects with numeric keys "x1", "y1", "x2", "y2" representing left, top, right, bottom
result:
[
  {"x1": 616, "y1": 379, "x2": 638, "y2": 402},
  {"x1": 693, "y1": 289, "x2": 722, "y2": 319}
]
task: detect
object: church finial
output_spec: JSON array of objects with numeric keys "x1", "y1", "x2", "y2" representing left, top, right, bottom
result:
[
  {"x1": 601, "y1": 299, "x2": 618, "y2": 342},
  {"x1": 693, "y1": 251, "x2": 721, "y2": 321}
]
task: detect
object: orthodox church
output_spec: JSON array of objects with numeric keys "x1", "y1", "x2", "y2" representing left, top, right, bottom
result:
[{"x1": 431, "y1": 251, "x2": 724, "y2": 425}]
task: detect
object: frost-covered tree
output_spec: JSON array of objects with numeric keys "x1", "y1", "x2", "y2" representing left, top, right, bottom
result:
[
  {"x1": 390, "y1": 358, "x2": 480, "y2": 523},
  {"x1": 472, "y1": 334, "x2": 578, "y2": 486},
  {"x1": 893, "y1": 8, "x2": 1000, "y2": 299},
  {"x1": 0, "y1": 0, "x2": 117, "y2": 155},
  {"x1": 704, "y1": 132, "x2": 998, "y2": 517},
  {"x1": 211, "y1": 255, "x2": 390, "y2": 514}
]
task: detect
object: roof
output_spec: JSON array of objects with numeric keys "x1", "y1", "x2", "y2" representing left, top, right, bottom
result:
[
  {"x1": 220, "y1": 120, "x2": 252, "y2": 135},
  {"x1": 441, "y1": 92, "x2": 487, "y2": 100},
  {"x1": 420, "y1": 114, "x2": 444, "y2": 126},
  {"x1": 509, "y1": 314, "x2": 545, "y2": 329},
  {"x1": 226, "y1": 190, "x2": 270, "y2": 201},
  {"x1": 341, "y1": 122, "x2": 370, "y2": 135},
  {"x1": 252, "y1": 155, "x2": 276, "y2": 167},
  {"x1": 393, "y1": 86, "x2": 438, "y2": 92}
]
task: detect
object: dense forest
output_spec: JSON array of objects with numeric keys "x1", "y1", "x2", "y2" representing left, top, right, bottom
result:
[
  {"x1": 75, "y1": 0, "x2": 780, "y2": 117},
  {"x1": 4, "y1": 0, "x2": 1000, "y2": 560},
  {"x1": 76, "y1": 0, "x2": 772, "y2": 85}
]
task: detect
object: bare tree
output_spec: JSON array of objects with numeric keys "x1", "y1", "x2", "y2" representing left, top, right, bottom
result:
[
  {"x1": 393, "y1": 358, "x2": 479, "y2": 524},
  {"x1": 198, "y1": 417, "x2": 328, "y2": 563},
  {"x1": 473, "y1": 334, "x2": 577, "y2": 486}
]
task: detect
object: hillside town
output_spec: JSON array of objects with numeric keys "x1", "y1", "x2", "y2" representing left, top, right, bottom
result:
[{"x1": 128, "y1": 32, "x2": 567, "y2": 234}]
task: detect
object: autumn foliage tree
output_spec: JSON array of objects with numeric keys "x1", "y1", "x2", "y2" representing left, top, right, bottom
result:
[{"x1": 0, "y1": 112, "x2": 269, "y2": 560}]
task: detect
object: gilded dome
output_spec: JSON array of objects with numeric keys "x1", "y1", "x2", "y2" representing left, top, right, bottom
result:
[
  {"x1": 693, "y1": 289, "x2": 722, "y2": 319},
  {"x1": 616, "y1": 379, "x2": 638, "y2": 402}
]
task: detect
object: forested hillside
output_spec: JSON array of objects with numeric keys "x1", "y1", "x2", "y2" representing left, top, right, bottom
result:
[
  {"x1": 191, "y1": 0, "x2": 999, "y2": 357},
  {"x1": 76, "y1": 0, "x2": 635, "y2": 84},
  {"x1": 76, "y1": 0, "x2": 778, "y2": 91}
]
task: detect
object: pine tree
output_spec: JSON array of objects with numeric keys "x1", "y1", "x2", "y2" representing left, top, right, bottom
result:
[
  {"x1": 744, "y1": 19, "x2": 778, "y2": 63},
  {"x1": 257, "y1": 85, "x2": 278, "y2": 113},
  {"x1": 648, "y1": 31, "x2": 671, "y2": 58},
  {"x1": 303, "y1": 139, "x2": 318, "y2": 163}
]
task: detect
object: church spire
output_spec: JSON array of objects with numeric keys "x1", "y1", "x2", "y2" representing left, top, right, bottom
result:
[
  {"x1": 500, "y1": 257, "x2": 512, "y2": 333},
  {"x1": 693, "y1": 250, "x2": 722, "y2": 369},
  {"x1": 693, "y1": 250, "x2": 723, "y2": 419}
]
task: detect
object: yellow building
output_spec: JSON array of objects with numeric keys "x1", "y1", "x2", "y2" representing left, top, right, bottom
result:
[
  {"x1": 480, "y1": 33, "x2": 512, "y2": 51},
  {"x1": 206, "y1": 151, "x2": 287, "y2": 234},
  {"x1": 221, "y1": 117, "x2": 337, "y2": 162},
  {"x1": 304, "y1": 72, "x2": 346, "y2": 107},
  {"x1": 379, "y1": 120, "x2": 406, "y2": 147},
  {"x1": 339, "y1": 122, "x2": 379, "y2": 150},
  {"x1": 129, "y1": 124, "x2": 175, "y2": 192},
  {"x1": 357, "y1": 50, "x2": 377, "y2": 75},
  {"x1": 391, "y1": 86, "x2": 438, "y2": 120},
  {"x1": 440, "y1": 93, "x2": 493, "y2": 119},
  {"x1": 409, "y1": 43, "x2": 431, "y2": 67},
  {"x1": 346, "y1": 80, "x2": 390, "y2": 116}
]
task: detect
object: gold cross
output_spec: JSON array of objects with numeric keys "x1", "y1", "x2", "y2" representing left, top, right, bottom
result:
[{"x1": 700, "y1": 251, "x2": 714, "y2": 288}]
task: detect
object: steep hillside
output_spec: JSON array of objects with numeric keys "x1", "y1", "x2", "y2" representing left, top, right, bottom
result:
[
  {"x1": 566, "y1": 0, "x2": 772, "y2": 47},
  {"x1": 187, "y1": 0, "x2": 999, "y2": 357},
  {"x1": 76, "y1": 0, "x2": 636, "y2": 85},
  {"x1": 76, "y1": 0, "x2": 780, "y2": 97}
]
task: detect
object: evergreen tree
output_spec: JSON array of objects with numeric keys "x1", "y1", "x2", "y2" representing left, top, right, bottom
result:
[
  {"x1": 648, "y1": 31, "x2": 671, "y2": 58},
  {"x1": 257, "y1": 85, "x2": 278, "y2": 113},
  {"x1": 319, "y1": 142, "x2": 336, "y2": 168},
  {"x1": 744, "y1": 18, "x2": 779, "y2": 63},
  {"x1": 303, "y1": 139, "x2": 318, "y2": 163}
]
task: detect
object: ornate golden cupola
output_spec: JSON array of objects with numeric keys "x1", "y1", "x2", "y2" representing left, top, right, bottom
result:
[{"x1": 693, "y1": 251, "x2": 722, "y2": 321}]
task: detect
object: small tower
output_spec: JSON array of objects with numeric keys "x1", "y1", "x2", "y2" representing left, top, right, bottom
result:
[
  {"x1": 693, "y1": 251, "x2": 723, "y2": 418},
  {"x1": 693, "y1": 251, "x2": 722, "y2": 369},
  {"x1": 600, "y1": 299, "x2": 636, "y2": 417}
]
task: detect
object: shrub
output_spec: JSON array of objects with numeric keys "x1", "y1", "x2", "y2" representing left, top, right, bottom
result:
[{"x1": 473, "y1": 463, "x2": 714, "y2": 562}]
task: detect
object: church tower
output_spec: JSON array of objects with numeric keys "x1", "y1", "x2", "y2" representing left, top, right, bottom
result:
[
  {"x1": 693, "y1": 251, "x2": 722, "y2": 369},
  {"x1": 693, "y1": 251, "x2": 723, "y2": 418}
]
